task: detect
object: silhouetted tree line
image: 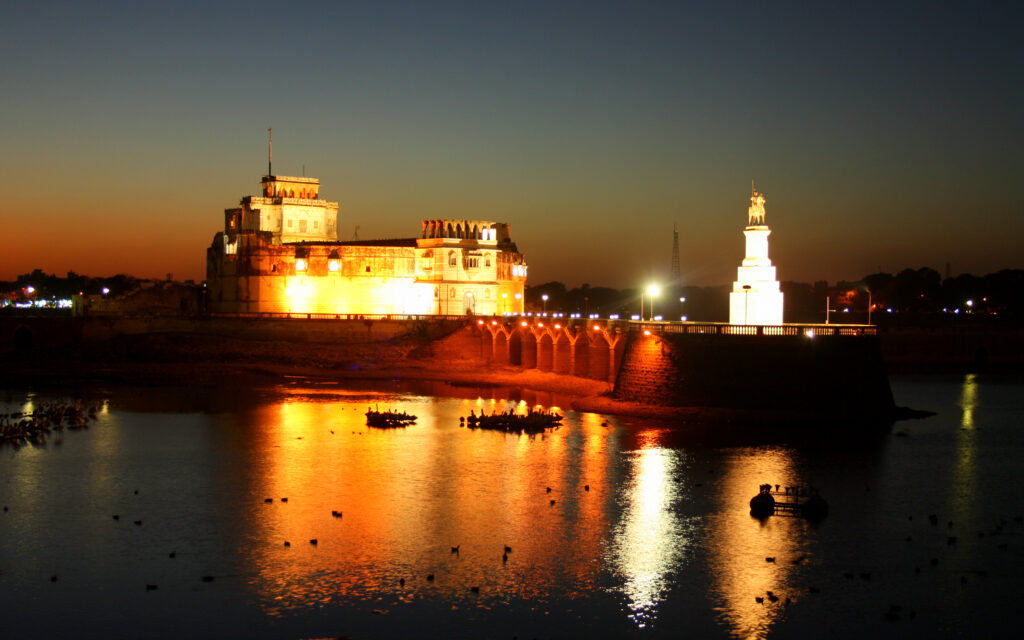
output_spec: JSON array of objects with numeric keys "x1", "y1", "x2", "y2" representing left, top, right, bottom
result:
[
  {"x1": 1, "y1": 270, "x2": 158, "y2": 300},
  {"x1": 526, "y1": 268, "x2": 1024, "y2": 325}
]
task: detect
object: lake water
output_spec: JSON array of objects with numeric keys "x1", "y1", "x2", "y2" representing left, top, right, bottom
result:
[{"x1": 1, "y1": 374, "x2": 1022, "y2": 639}]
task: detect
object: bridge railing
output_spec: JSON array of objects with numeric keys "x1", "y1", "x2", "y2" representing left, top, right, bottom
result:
[
  {"x1": 205, "y1": 312, "x2": 876, "y2": 336},
  {"x1": 209, "y1": 312, "x2": 469, "y2": 322},
  {"x1": 649, "y1": 322, "x2": 876, "y2": 336}
]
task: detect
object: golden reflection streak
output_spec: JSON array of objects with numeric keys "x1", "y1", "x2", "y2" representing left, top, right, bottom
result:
[
  {"x1": 607, "y1": 433, "x2": 686, "y2": 629},
  {"x1": 243, "y1": 390, "x2": 610, "y2": 614},
  {"x1": 947, "y1": 373, "x2": 979, "y2": 556},
  {"x1": 705, "y1": 448, "x2": 803, "y2": 640}
]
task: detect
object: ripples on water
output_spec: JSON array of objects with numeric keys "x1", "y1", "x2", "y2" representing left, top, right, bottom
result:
[{"x1": 1, "y1": 375, "x2": 1022, "y2": 638}]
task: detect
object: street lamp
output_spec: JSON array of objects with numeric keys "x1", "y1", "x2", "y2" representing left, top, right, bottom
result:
[
  {"x1": 646, "y1": 284, "x2": 660, "y2": 321},
  {"x1": 541, "y1": 294, "x2": 549, "y2": 313}
]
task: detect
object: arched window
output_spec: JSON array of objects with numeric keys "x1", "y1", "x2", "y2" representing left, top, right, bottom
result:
[
  {"x1": 448, "y1": 250, "x2": 457, "y2": 267},
  {"x1": 485, "y1": 256, "x2": 491, "y2": 267},
  {"x1": 446, "y1": 223, "x2": 454, "y2": 237}
]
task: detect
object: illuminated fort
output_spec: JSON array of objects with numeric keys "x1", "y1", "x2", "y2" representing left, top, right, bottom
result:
[{"x1": 206, "y1": 174, "x2": 528, "y2": 315}]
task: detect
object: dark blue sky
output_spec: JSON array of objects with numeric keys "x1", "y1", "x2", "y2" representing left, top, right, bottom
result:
[{"x1": 2, "y1": 1, "x2": 1020, "y2": 286}]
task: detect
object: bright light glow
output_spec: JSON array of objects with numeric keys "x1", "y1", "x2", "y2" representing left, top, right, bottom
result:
[
  {"x1": 554, "y1": 324, "x2": 560, "y2": 329},
  {"x1": 679, "y1": 297, "x2": 686, "y2": 303},
  {"x1": 477, "y1": 320, "x2": 484, "y2": 325},
  {"x1": 514, "y1": 293, "x2": 522, "y2": 300},
  {"x1": 491, "y1": 320, "x2": 497, "y2": 325},
  {"x1": 609, "y1": 314, "x2": 619, "y2": 320},
  {"x1": 328, "y1": 259, "x2": 339, "y2": 272},
  {"x1": 592, "y1": 325, "x2": 600, "y2": 330},
  {"x1": 538, "y1": 322, "x2": 544, "y2": 327},
  {"x1": 680, "y1": 316, "x2": 687, "y2": 322},
  {"x1": 521, "y1": 321, "x2": 528, "y2": 327},
  {"x1": 643, "y1": 329, "x2": 651, "y2": 336},
  {"x1": 647, "y1": 284, "x2": 660, "y2": 297},
  {"x1": 966, "y1": 299, "x2": 974, "y2": 307},
  {"x1": 630, "y1": 314, "x2": 640, "y2": 320},
  {"x1": 541, "y1": 294, "x2": 549, "y2": 301},
  {"x1": 653, "y1": 315, "x2": 663, "y2": 321},
  {"x1": 295, "y1": 259, "x2": 307, "y2": 272},
  {"x1": 502, "y1": 293, "x2": 508, "y2": 299},
  {"x1": 805, "y1": 329, "x2": 815, "y2": 338},
  {"x1": 101, "y1": 287, "x2": 110, "y2": 295},
  {"x1": 26, "y1": 286, "x2": 35, "y2": 294}
]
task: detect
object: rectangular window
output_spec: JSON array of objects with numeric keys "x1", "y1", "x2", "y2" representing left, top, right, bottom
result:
[
  {"x1": 299, "y1": 220, "x2": 308, "y2": 233},
  {"x1": 287, "y1": 219, "x2": 293, "y2": 228}
]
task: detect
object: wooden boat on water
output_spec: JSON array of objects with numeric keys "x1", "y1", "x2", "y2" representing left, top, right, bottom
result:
[
  {"x1": 462, "y1": 409, "x2": 563, "y2": 434},
  {"x1": 365, "y1": 406, "x2": 417, "y2": 428}
]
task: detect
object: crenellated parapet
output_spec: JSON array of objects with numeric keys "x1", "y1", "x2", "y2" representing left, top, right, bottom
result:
[{"x1": 421, "y1": 219, "x2": 512, "y2": 243}]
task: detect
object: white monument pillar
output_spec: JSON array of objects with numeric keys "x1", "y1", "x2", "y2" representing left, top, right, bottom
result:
[{"x1": 729, "y1": 183, "x2": 783, "y2": 325}]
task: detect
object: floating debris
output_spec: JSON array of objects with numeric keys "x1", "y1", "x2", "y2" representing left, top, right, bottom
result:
[
  {"x1": 365, "y1": 406, "x2": 417, "y2": 428},
  {"x1": 463, "y1": 408, "x2": 563, "y2": 434},
  {"x1": 1, "y1": 400, "x2": 103, "y2": 448}
]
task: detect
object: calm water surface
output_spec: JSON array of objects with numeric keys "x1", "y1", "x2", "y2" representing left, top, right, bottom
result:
[{"x1": 1, "y1": 375, "x2": 1022, "y2": 638}]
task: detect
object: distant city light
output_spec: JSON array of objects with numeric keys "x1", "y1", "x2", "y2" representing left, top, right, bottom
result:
[
  {"x1": 630, "y1": 314, "x2": 640, "y2": 320},
  {"x1": 966, "y1": 299, "x2": 974, "y2": 307},
  {"x1": 101, "y1": 287, "x2": 110, "y2": 295},
  {"x1": 609, "y1": 314, "x2": 619, "y2": 320},
  {"x1": 25, "y1": 286, "x2": 35, "y2": 294}
]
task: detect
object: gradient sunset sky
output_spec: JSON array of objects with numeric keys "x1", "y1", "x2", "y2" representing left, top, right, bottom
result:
[{"x1": 2, "y1": 1, "x2": 1020, "y2": 287}]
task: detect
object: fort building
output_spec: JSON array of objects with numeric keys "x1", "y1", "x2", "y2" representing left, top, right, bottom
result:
[{"x1": 206, "y1": 174, "x2": 528, "y2": 315}]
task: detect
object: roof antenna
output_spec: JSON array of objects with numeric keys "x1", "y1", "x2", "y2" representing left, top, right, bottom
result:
[
  {"x1": 352, "y1": 225, "x2": 360, "y2": 241},
  {"x1": 267, "y1": 127, "x2": 273, "y2": 176}
]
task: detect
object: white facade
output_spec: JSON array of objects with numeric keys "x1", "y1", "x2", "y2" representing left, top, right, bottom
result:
[
  {"x1": 231, "y1": 176, "x2": 339, "y2": 244},
  {"x1": 729, "y1": 186, "x2": 784, "y2": 325}
]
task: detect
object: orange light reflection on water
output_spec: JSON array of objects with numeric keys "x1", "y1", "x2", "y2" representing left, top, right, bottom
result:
[
  {"x1": 705, "y1": 447, "x2": 809, "y2": 640},
  {"x1": 241, "y1": 389, "x2": 612, "y2": 615}
]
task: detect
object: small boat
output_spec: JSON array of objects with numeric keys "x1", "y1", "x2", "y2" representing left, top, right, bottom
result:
[
  {"x1": 749, "y1": 483, "x2": 828, "y2": 520},
  {"x1": 365, "y1": 406, "x2": 417, "y2": 428}
]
